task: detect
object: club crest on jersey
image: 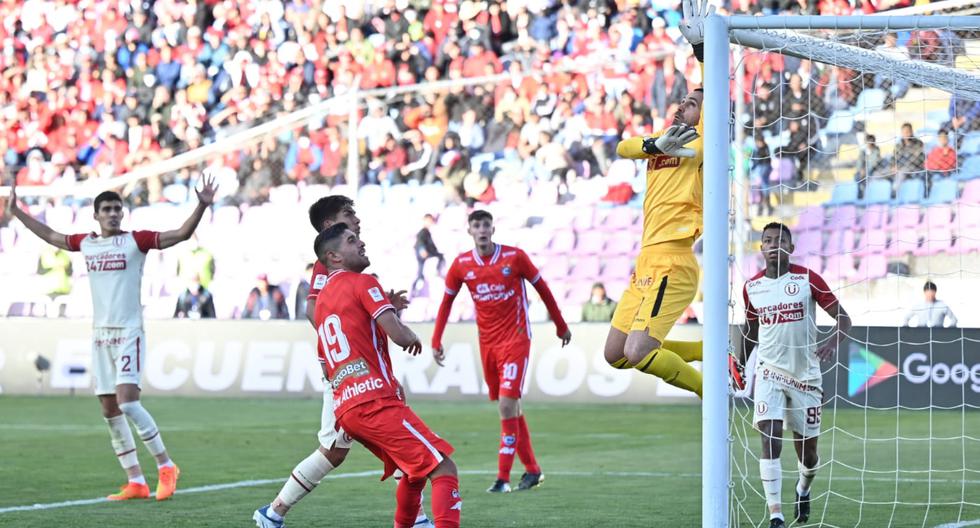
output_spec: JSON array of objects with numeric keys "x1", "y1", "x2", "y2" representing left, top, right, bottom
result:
[
  {"x1": 502, "y1": 266, "x2": 511, "y2": 277},
  {"x1": 113, "y1": 235, "x2": 126, "y2": 247},
  {"x1": 785, "y1": 283, "x2": 800, "y2": 296},
  {"x1": 756, "y1": 401, "x2": 768, "y2": 415}
]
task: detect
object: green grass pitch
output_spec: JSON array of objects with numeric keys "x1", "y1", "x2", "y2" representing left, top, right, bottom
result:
[{"x1": 0, "y1": 396, "x2": 976, "y2": 527}]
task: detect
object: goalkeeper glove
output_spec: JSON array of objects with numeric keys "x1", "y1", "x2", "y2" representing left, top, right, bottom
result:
[
  {"x1": 679, "y1": 0, "x2": 716, "y2": 46},
  {"x1": 641, "y1": 125, "x2": 700, "y2": 158}
]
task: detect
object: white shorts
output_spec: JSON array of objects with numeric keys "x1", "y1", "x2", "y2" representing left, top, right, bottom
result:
[
  {"x1": 752, "y1": 365, "x2": 823, "y2": 439},
  {"x1": 92, "y1": 327, "x2": 146, "y2": 396},
  {"x1": 317, "y1": 384, "x2": 354, "y2": 449}
]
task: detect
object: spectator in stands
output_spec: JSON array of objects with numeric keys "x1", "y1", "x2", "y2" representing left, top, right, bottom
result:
[
  {"x1": 854, "y1": 134, "x2": 886, "y2": 188},
  {"x1": 943, "y1": 95, "x2": 980, "y2": 146},
  {"x1": 874, "y1": 33, "x2": 911, "y2": 103},
  {"x1": 892, "y1": 123, "x2": 925, "y2": 189},
  {"x1": 242, "y1": 274, "x2": 290, "y2": 320},
  {"x1": 903, "y1": 281, "x2": 957, "y2": 328},
  {"x1": 37, "y1": 246, "x2": 73, "y2": 299},
  {"x1": 174, "y1": 275, "x2": 216, "y2": 320},
  {"x1": 582, "y1": 282, "x2": 617, "y2": 323},
  {"x1": 925, "y1": 130, "x2": 957, "y2": 179},
  {"x1": 177, "y1": 236, "x2": 215, "y2": 289},
  {"x1": 414, "y1": 214, "x2": 445, "y2": 291},
  {"x1": 401, "y1": 130, "x2": 434, "y2": 183},
  {"x1": 652, "y1": 54, "x2": 687, "y2": 118},
  {"x1": 751, "y1": 135, "x2": 775, "y2": 216},
  {"x1": 294, "y1": 263, "x2": 314, "y2": 321}
]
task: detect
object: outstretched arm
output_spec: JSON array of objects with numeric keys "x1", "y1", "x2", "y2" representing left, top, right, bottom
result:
[
  {"x1": 6, "y1": 182, "x2": 71, "y2": 250},
  {"x1": 158, "y1": 172, "x2": 218, "y2": 249}
]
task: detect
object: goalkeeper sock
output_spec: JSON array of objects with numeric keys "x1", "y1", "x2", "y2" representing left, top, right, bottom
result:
[
  {"x1": 610, "y1": 357, "x2": 633, "y2": 369},
  {"x1": 497, "y1": 417, "x2": 520, "y2": 481},
  {"x1": 662, "y1": 340, "x2": 702, "y2": 362},
  {"x1": 760, "y1": 458, "x2": 783, "y2": 519},
  {"x1": 634, "y1": 348, "x2": 703, "y2": 398},
  {"x1": 797, "y1": 458, "x2": 818, "y2": 496}
]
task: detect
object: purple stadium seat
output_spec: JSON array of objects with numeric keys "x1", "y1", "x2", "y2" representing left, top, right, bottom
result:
[
  {"x1": 548, "y1": 230, "x2": 576, "y2": 254},
  {"x1": 824, "y1": 229, "x2": 856, "y2": 254},
  {"x1": 576, "y1": 231, "x2": 606, "y2": 254},
  {"x1": 957, "y1": 203, "x2": 980, "y2": 229},
  {"x1": 885, "y1": 230, "x2": 921, "y2": 256},
  {"x1": 572, "y1": 208, "x2": 595, "y2": 231},
  {"x1": 601, "y1": 256, "x2": 633, "y2": 279},
  {"x1": 801, "y1": 254, "x2": 823, "y2": 275},
  {"x1": 914, "y1": 228, "x2": 954, "y2": 256},
  {"x1": 855, "y1": 229, "x2": 889, "y2": 257},
  {"x1": 795, "y1": 207, "x2": 825, "y2": 231},
  {"x1": 922, "y1": 205, "x2": 953, "y2": 231},
  {"x1": 540, "y1": 257, "x2": 570, "y2": 278},
  {"x1": 955, "y1": 231, "x2": 980, "y2": 253},
  {"x1": 602, "y1": 208, "x2": 636, "y2": 230},
  {"x1": 606, "y1": 231, "x2": 635, "y2": 255},
  {"x1": 793, "y1": 231, "x2": 823, "y2": 257},
  {"x1": 821, "y1": 254, "x2": 856, "y2": 281},
  {"x1": 856, "y1": 254, "x2": 888, "y2": 280},
  {"x1": 571, "y1": 258, "x2": 601, "y2": 280},
  {"x1": 887, "y1": 206, "x2": 922, "y2": 232},
  {"x1": 825, "y1": 206, "x2": 858, "y2": 232},
  {"x1": 962, "y1": 180, "x2": 980, "y2": 203},
  {"x1": 860, "y1": 205, "x2": 889, "y2": 231}
]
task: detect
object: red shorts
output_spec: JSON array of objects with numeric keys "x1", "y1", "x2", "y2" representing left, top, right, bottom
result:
[
  {"x1": 339, "y1": 399, "x2": 454, "y2": 480},
  {"x1": 480, "y1": 340, "x2": 531, "y2": 401}
]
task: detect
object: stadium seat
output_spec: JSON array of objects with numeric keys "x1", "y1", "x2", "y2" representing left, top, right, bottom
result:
[
  {"x1": 851, "y1": 88, "x2": 888, "y2": 116},
  {"x1": 885, "y1": 230, "x2": 920, "y2": 256},
  {"x1": 954, "y1": 230, "x2": 980, "y2": 254},
  {"x1": 827, "y1": 182, "x2": 859, "y2": 206},
  {"x1": 605, "y1": 231, "x2": 636, "y2": 255},
  {"x1": 923, "y1": 178, "x2": 958, "y2": 205},
  {"x1": 914, "y1": 227, "x2": 954, "y2": 256},
  {"x1": 961, "y1": 180, "x2": 980, "y2": 203},
  {"x1": 602, "y1": 208, "x2": 636, "y2": 230},
  {"x1": 211, "y1": 205, "x2": 241, "y2": 226},
  {"x1": 863, "y1": 180, "x2": 893, "y2": 205},
  {"x1": 571, "y1": 258, "x2": 601, "y2": 280},
  {"x1": 269, "y1": 184, "x2": 299, "y2": 205},
  {"x1": 329, "y1": 184, "x2": 356, "y2": 199},
  {"x1": 357, "y1": 184, "x2": 384, "y2": 208},
  {"x1": 300, "y1": 184, "x2": 331, "y2": 206},
  {"x1": 956, "y1": 156, "x2": 980, "y2": 180},
  {"x1": 961, "y1": 132, "x2": 980, "y2": 155},
  {"x1": 887, "y1": 206, "x2": 921, "y2": 231},
  {"x1": 825, "y1": 205, "x2": 858, "y2": 232},
  {"x1": 923, "y1": 205, "x2": 953, "y2": 231},
  {"x1": 855, "y1": 229, "x2": 888, "y2": 257},
  {"x1": 855, "y1": 254, "x2": 888, "y2": 280},
  {"x1": 957, "y1": 202, "x2": 980, "y2": 228},
  {"x1": 576, "y1": 230, "x2": 606, "y2": 255},
  {"x1": 821, "y1": 254, "x2": 856, "y2": 281},
  {"x1": 795, "y1": 207, "x2": 825, "y2": 231},
  {"x1": 860, "y1": 205, "x2": 889, "y2": 231},
  {"x1": 600, "y1": 256, "x2": 632, "y2": 280},
  {"x1": 822, "y1": 110, "x2": 855, "y2": 135},
  {"x1": 571, "y1": 207, "x2": 595, "y2": 231},
  {"x1": 548, "y1": 230, "x2": 576, "y2": 254},
  {"x1": 824, "y1": 229, "x2": 856, "y2": 254},
  {"x1": 793, "y1": 231, "x2": 822, "y2": 257},
  {"x1": 383, "y1": 184, "x2": 412, "y2": 208},
  {"x1": 894, "y1": 178, "x2": 925, "y2": 205}
]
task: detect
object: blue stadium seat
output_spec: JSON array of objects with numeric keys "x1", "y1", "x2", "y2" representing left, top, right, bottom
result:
[
  {"x1": 863, "y1": 180, "x2": 893, "y2": 205},
  {"x1": 961, "y1": 132, "x2": 980, "y2": 155},
  {"x1": 955, "y1": 155, "x2": 980, "y2": 181},
  {"x1": 923, "y1": 178, "x2": 958, "y2": 205},
  {"x1": 823, "y1": 111, "x2": 855, "y2": 135},
  {"x1": 827, "y1": 182, "x2": 859, "y2": 206},
  {"x1": 894, "y1": 178, "x2": 925, "y2": 205},
  {"x1": 852, "y1": 89, "x2": 887, "y2": 115}
]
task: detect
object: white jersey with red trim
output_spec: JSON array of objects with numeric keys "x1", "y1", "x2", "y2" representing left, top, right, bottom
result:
[
  {"x1": 66, "y1": 231, "x2": 161, "y2": 328},
  {"x1": 743, "y1": 264, "x2": 840, "y2": 383}
]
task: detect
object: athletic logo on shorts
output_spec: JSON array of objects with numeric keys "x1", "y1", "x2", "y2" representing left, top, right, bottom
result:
[
  {"x1": 785, "y1": 283, "x2": 800, "y2": 296},
  {"x1": 756, "y1": 401, "x2": 769, "y2": 415}
]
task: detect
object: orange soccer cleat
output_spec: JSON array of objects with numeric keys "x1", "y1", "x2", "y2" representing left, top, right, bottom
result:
[
  {"x1": 156, "y1": 464, "x2": 180, "y2": 501},
  {"x1": 107, "y1": 482, "x2": 151, "y2": 501}
]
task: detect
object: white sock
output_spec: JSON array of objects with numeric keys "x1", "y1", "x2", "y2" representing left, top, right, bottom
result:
[
  {"x1": 760, "y1": 458, "x2": 783, "y2": 519},
  {"x1": 129, "y1": 475, "x2": 147, "y2": 485},
  {"x1": 266, "y1": 508, "x2": 284, "y2": 522},
  {"x1": 797, "y1": 458, "x2": 818, "y2": 497},
  {"x1": 119, "y1": 401, "x2": 168, "y2": 458},
  {"x1": 276, "y1": 450, "x2": 335, "y2": 509},
  {"x1": 104, "y1": 414, "x2": 140, "y2": 470},
  {"x1": 158, "y1": 460, "x2": 175, "y2": 469}
]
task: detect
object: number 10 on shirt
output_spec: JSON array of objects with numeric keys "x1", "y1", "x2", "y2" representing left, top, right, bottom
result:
[{"x1": 318, "y1": 314, "x2": 352, "y2": 369}]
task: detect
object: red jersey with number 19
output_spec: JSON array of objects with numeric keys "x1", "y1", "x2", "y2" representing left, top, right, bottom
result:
[{"x1": 314, "y1": 269, "x2": 403, "y2": 419}]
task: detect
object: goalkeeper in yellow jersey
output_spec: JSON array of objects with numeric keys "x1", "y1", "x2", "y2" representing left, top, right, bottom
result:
[{"x1": 603, "y1": 0, "x2": 714, "y2": 398}]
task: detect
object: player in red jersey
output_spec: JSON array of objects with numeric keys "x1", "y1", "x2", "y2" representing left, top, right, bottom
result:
[
  {"x1": 6, "y1": 176, "x2": 217, "y2": 501},
  {"x1": 255, "y1": 196, "x2": 430, "y2": 528},
  {"x1": 431, "y1": 210, "x2": 571, "y2": 493},
  {"x1": 312, "y1": 223, "x2": 462, "y2": 528}
]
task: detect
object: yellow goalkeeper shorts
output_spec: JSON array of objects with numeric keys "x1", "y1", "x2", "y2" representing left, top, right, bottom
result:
[{"x1": 610, "y1": 239, "x2": 700, "y2": 342}]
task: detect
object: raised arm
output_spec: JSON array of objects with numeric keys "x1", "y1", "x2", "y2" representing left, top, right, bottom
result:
[
  {"x1": 158, "y1": 172, "x2": 218, "y2": 249},
  {"x1": 6, "y1": 183, "x2": 72, "y2": 250}
]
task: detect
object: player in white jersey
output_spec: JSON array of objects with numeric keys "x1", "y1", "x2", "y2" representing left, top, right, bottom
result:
[
  {"x1": 6, "y1": 176, "x2": 216, "y2": 501},
  {"x1": 739, "y1": 222, "x2": 852, "y2": 528},
  {"x1": 254, "y1": 196, "x2": 432, "y2": 528}
]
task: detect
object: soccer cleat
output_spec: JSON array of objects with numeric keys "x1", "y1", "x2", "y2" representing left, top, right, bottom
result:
[
  {"x1": 156, "y1": 464, "x2": 180, "y2": 501},
  {"x1": 107, "y1": 482, "x2": 150, "y2": 500},
  {"x1": 253, "y1": 505, "x2": 285, "y2": 528},
  {"x1": 769, "y1": 517, "x2": 785, "y2": 528},
  {"x1": 486, "y1": 479, "x2": 512, "y2": 493},
  {"x1": 729, "y1": 354, "x2": 746, "y2": 391},
  {"x1": 795, "y1": 491, "x2": 811, "y2": 523},
  {"x1": 516, "y1": 472, "x2": 545, "y2": 491},
  {"x1": 413, "y1": 515, "x2": 435, "y2": 527}
]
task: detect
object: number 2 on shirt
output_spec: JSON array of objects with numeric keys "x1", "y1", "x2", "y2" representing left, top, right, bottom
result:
[{"x1": 317, "y1": 315, "x2": 352, "y2": 369}]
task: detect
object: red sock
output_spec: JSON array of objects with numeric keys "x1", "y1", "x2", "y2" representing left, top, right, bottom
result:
[
  {"x1": 431, "y1": 475, "x2": 461, "y2": 528},
  {"x1": 517, "y1": 415, "x2": 541, "y2": 474},
  {"x1": 394, "y1": 476, "x2": 426, "y2": 527},
  {"x1": 498, "y1": 417, "x2": 520, "y2": 481}
]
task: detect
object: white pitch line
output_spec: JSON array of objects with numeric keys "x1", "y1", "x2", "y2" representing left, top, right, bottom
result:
[
  {"x1": 935, "y1": 520, "x2": 980, "y2": 528},
  {"x1": 2, "y1": 469, "x2": 978, "y2": 516}
]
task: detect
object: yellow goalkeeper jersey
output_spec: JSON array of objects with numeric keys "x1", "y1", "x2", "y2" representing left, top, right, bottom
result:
[{"x1": 616, "y1": 105, "x2": 704, "y2": 248}]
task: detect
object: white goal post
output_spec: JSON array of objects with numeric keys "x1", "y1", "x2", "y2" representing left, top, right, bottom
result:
[{"x1": 701, "y1": 14, "x2": 980, "y2": 528}]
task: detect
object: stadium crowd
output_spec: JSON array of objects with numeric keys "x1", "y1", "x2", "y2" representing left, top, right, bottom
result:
[{"x1": 0, "y1": 0, "x2": 949, "y2": 209}]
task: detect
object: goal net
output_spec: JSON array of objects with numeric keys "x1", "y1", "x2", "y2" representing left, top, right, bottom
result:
[{"x1": 713, "y1": 15, "x2": 980, "y2": 528}]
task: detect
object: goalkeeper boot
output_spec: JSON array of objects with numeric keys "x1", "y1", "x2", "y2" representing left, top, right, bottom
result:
[
  {"x1": 516, "y1": 472, "x2": 545, "y2": 491},
  {"x1": 253, "y1": 505, "x2": 285, "y2": 528},
  {"x1": 768, "y1": 518, "x2": 785, "y2": 528},
  {"x1": 729, "y1": 354, "x2": 746, "y2": 392},
  {"x1": 107, "y1": 482, "x2": 150, "y2": 501},
  {"x1": 486, "y1": 479, "x2": 512, "y2": 493},
  {"x1": 795, "y1": 491, "x2": 811, "y2": 523}
]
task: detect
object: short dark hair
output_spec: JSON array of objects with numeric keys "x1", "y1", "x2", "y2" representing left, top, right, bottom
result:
[
  {"x1": 923, "y1": 281, "x2": 937, "y2": 292},
  {"x1": 762, "y1": 222, "x2": 792, "y2": 242},
  {"x1": 313, "y1": 222, "x2": 350, "y2": 261},
  {"x1": 309, "y1": 196, "x2": 354, "y2": 231},
  {"x1": 468, "y1": 210, "x2": 493, "y2": 224},
  {"x1": 94, "y1": 191, "x2": 123, "y2": 211}
]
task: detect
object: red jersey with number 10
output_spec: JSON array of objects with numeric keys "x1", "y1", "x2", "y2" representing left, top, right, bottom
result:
[
  {"x1": 313, "y1": 270, "x2": 402, "y2": 418},
  {"x1": 444, "y1": 244, "x2": 543, "y2": 345}
]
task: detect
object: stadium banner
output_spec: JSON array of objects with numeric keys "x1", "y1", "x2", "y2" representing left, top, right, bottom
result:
[
  {"x1": 0, "y1": 319, "x2": 703, "y2": 403},
  {"x1": 823, "y1": 326, "x2": 980, "y2": 409}
]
